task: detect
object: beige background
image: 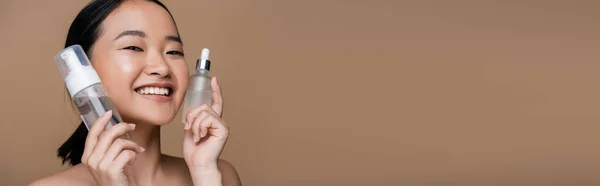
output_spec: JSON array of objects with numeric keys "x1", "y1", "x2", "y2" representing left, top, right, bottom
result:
[{"x1": 1, "y1": 0, "x2": 600, "y2": 185}]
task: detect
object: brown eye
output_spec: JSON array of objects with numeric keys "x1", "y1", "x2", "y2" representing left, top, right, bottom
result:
[
  {"x1": 122, "y1": 46, "x2": 144, "y2": 52},
  {"x1": 166, "y1": 50, "x2": 184, "y2": 56}
]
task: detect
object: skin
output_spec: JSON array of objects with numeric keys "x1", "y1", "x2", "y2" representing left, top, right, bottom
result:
[{"x1": 30, "y1": 1, "x2": 240, "y2": 185}]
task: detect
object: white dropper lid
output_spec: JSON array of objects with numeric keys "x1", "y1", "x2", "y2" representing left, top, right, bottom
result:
[
  {"x1": 201, "y1": 48, "x2": 210, "y2": 60},
  {"x1": 54, "y1": 45, "x2": 101, "y2": 97},
  {"x1": 196, "y1": 48, "x2": 211, "y2": 71}
]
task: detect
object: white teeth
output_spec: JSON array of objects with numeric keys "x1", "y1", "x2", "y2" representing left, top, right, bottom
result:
[{"x1": 136, "y1": 87, "x2": 170, "y2": 96}]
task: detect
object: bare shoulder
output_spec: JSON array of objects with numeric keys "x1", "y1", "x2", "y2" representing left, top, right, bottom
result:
[
  {"x1": 216, "y1": 159, "x2": 241, "y2": 185},
  {"x1": 29, "y1": 164, "x2": 93, "y2": 186},
  {"x1": 161, "y1": 154, "x2": 241, "y2": 186}
]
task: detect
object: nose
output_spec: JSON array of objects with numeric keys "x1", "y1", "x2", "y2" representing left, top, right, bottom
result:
[{"x1": 144, "y1": 53, "x2": 170, "y2": 78}]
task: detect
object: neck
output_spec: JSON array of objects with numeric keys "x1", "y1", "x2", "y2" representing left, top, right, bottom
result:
[{"x1": 127, "y1": 123, "x2": 163, "y2": 184}]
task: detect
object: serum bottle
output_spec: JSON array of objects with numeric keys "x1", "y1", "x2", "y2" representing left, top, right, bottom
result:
[{"x1": 182, "y1": 48, "x2": 213, "y2": 123}]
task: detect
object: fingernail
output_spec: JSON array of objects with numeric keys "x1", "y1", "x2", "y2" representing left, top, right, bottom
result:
[
  {"x1": 193, "y1": 135, "x2": 199, "y2": 143},
  {"x1": 140, "y1": 147, "x2": 146, "y2": 152},
  {"x1": 185, "y1": 122, "x2": 191, "y2": 130},
  {"x1": 105, "y1": 110, "x2": 113, "y2": 116},
  {"x1": 128, "y1": 124, "x2": 136, "y2": 129}
]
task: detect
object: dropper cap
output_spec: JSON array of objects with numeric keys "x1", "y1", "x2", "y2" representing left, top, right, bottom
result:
[{"x1": 195, "y1": 48, "x2": 211, "y2": 71}]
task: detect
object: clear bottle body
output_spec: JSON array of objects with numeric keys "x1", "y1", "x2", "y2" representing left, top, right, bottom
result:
[
  {"x1": 72, "y1": 83, "x2": 123, "y2": 131},
  {"x1": 182, "y1": 69, "x2": 213, "y2": 123}
]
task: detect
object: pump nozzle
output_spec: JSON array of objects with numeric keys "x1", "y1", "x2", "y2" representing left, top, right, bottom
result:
[
  {"x1": 55, "y1": 45, "x2": 101, "y2": 97},
  {"x1": 60, "y1": 48, "x2": 80, "y2": 73}
]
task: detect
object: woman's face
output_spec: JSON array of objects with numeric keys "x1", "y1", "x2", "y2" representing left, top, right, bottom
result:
[{"x1": 90, "y1": 1, "x2": 188, "y2": 125}]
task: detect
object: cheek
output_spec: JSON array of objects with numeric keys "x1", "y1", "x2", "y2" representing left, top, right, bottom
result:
[
  {"x1": 109, "y1": 54, "x2": 144, "y2": 83},
  {"x1": 172, "y1": 62, "x2": 189, "y2": 90},
  {"x1": 96, "y1": 54, "x2": 143, "y2": 94},
  {"x1": 114, "y1": 54, "x2": 138, "y2": 74}
]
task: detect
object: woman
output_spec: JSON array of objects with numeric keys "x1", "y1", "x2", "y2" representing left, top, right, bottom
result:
[{"x1": 31, "y1": 0, "x2": 241, "y2": 185}]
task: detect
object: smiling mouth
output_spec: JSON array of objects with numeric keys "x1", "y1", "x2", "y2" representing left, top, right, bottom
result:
[{"x1": 134, "y1": 87, "x2": 173, "y2": 97}]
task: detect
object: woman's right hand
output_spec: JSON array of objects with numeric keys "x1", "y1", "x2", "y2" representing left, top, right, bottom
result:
[{"x1": 81, "y1": 110, "x2": 145, "y2": 186}]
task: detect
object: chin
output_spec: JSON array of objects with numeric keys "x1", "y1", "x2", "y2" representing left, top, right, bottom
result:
[{"x1": 121, "y1": 110, "x2": 177, "y2": 126}]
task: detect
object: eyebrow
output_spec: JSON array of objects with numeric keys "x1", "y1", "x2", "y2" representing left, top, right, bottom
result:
[
  {"x1": 166, "y1": 35, "x2": 183, "y2": 45},
  {"x1": 114, "y1": 30, "x2": 146, "y2": 40},
  {"x1": 114, "y1": 30, "x2": 183, "y2": 45}
]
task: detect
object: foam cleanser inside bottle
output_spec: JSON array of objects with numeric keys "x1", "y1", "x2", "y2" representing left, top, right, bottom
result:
[{"x1": 54, "y1": 45, "x2": 130, "y2": 139}]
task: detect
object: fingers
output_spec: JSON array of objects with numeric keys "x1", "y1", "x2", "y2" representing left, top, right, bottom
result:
[
  {"x1": 98, "y1": 139, "x2": 144, "y2": 171},
  {"x1": 85, "y1": 123, "x2": 136, "y2": 169},
  {"x1": 185, "y1": 104, "x2": 218, "y2": 130},
  {"x1": 190, "y1": 112, "x2": 229, "y2": 143},
  {"x1": 82, "y1": 110, "x2": 114, "y2": 163},
  {"x1": 211, "y1": 76, "x2": 224, "y2": 116},
  {"x1": 202, "y1": 116, "x2": 229, "y2": 139},
  {"x1": 191, "y1": 111, "x2": 211, "y2": 142},
  {"x1": 109, "y1": 150, "x2": 137, "y2": 177}
]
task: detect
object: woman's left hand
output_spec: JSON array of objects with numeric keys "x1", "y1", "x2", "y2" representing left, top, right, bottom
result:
[{"x1": 183, "y1": 77, "x2": 229, "y2": 170}]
